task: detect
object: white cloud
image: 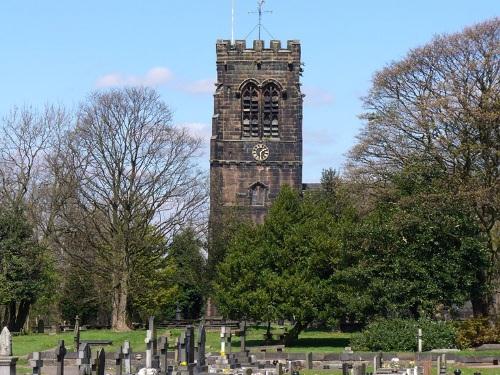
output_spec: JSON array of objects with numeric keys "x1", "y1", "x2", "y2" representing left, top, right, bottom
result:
[
  {"x1": 176, "y1": 79, "x2": 215, "y2": 95},
  {"x1": 95, "y1": 67, "x2": 173, "y2": 88},
  {"x1": 303, "y1": 86, "x2": 334, "y2": 107}
]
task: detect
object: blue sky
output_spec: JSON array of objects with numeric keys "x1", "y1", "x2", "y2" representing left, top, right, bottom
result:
[{"x1": 0, "y1": 1, "x2": 498, "y2": 182}]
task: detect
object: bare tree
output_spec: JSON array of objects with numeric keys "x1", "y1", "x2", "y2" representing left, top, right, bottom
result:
[
  {"x1": 348, "y1": 18, "x2": 499, "y2": 314},
  {"x1": 0, "y1": 105, "x2": 69, "y2": 330},
  {"x1": 52, "y1": 87, "x2": 207, "y2": 329}
]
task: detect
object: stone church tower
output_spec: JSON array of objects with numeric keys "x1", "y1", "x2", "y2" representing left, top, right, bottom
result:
[{"x1": 210, "y1": 39, "x2": 303, "y2": 224}]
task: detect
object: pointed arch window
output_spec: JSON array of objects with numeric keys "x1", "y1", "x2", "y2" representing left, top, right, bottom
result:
[
  {"x1": 242, "y1": 83, "x2": 260, "y2": 138},
  {"x1": 241, "y1": 82, "x2": 281, "y2": 138},
  {"x1": 262, "y1": 83, "x2": 280, "y2": 138}
]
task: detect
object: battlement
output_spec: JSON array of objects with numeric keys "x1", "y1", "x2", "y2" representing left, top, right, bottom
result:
[{"x1": 216, "y1": 39, "x2": 300, "y2": 55}]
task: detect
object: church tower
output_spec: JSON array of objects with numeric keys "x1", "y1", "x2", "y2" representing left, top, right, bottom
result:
[{"x1": 210, "y1": 39, "x2": 303, "y2": 223}]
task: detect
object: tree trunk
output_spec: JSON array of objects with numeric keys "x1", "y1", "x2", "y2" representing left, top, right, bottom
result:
[
  {"x1": 13, "y1": 300, "x2": 31, "y2": 332},
  {"x1": 111, "y1": 273, "x2": 130, "y2": 331},
  {"x1": 283, "y1": 321, "x2": 305, "y2": 347}
]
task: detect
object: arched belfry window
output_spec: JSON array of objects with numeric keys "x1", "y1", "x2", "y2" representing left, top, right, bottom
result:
[
  {"x1": 242, "y1": 83, "x2": 260, "y2": 137},
  {"x1": 263, "y1": 83, "x2": 280, "y2": 137},
  {"x1": 241, "y1": 81, "x2": 281, "y2": 138}
]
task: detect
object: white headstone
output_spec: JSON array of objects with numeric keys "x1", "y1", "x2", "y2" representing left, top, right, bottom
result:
[{"x1": 0, "y1": 327, "x2": 12, "y2": 356}]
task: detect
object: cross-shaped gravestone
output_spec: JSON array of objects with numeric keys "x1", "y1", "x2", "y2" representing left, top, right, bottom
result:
[
  {"x1": 115, "y1": 346, "x2": 123, "y2": 375},
  {"x1": 0, "y1": 327, "x2": 12, "y2": 356},
  {"x1": 30, "y1": 352, "x2": 43, "y2": 375},
  {"x1": 122, "y1": 341, "x2": 132, "y2": 375},
  {"x1": 55, "y1": 340, "x2": 67, "y2": 375}
]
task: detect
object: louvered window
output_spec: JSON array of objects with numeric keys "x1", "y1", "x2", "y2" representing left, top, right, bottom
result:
[
  {"x1": 242, "y1": 84, "x2": 260, "y2": 137},
  {"x1": 241, "y1": 82, "x2": 280, "y2": 138},
  {"x1": 262, "y1": 84, "x2": 280, "y2": 138}
]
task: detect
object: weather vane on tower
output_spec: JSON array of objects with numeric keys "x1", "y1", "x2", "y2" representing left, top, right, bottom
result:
[{"x1": 247, "y1": 0, "x2": 274, "y2": 41}]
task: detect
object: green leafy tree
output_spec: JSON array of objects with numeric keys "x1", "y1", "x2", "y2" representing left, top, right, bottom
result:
[
  {"x1": 128, "y1": 228, "x2": 206, "y2": 322},
  {"x1": 348, "y1": 18, "x2": 499, "y2": 315},
  {"x1": 214, "y1": 186, "x2": 337, "y2": 344},
  {"x1": 332, "y1": 162, "x2": 488, "y2": 322},
  {"x1": 0, "y1": 204, "x2": 54, "y2": 331}
]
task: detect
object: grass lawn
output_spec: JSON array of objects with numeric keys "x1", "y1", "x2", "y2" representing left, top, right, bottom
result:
[{"x1": 12, "y1": 327, "x2": 500, "y2": 375}]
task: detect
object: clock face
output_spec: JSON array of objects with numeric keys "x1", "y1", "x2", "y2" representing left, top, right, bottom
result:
[{"x1": 252, "y1": 143, "x2": 270, "y2": 161}]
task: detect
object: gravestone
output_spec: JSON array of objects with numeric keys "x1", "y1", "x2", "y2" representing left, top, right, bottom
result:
[
  {"x1": 122, "y1": 341, "x2": 132, "y2": 375},
  {"x1": 197, "y1": 325, "x2": 206, "y2": 366},
  {"x1": 77, "y1": 342, "x2": 92, "y2": 375},
  {"x1": 220, "y1": 327, "x2": 231, "y2": 356},
  {"x1": 0, "y1": 328, "x2": 12, "y2": 356},
  {"x1": 74, "y1": 315, "x2": 80, "y2": 351},
  {"x1": 0, "y1": 334, "x2": 18, "y2": 375},
  {"x1": 306, "y1": 352, "x2": 313, "y2": 370},
  {"x1": 239, "y1": 321, "x2": 247, "y2": 352},
  {"x1": 96, "y1": 349, "x2": 105, "y2": 375},
  {"x1": 352, "y1": 363, "x2": 365, "y2": 375},
  {"x1": 115, "y1": 346, "x2": 124, "y2": 375},
  {"x1": 30, "y1": 352, "x2": 43, "y2": 375},
  {"x1": 159, "y1": 337, "x2": 168, "y2": 372},
  {"x1": 37, "y1": 319, "x2": 44, "y2": 334},
  {"x1": 55, "y1": 340, "x2": 67, "y2": 375},
  {"x1": 185, "y1": 326, "x2": 195, "y2": 365},
  {"x1": 148, "y1": 317, "x2": 157, "y2": 356},
  {"x1": 178, "y1": 332, "x2": 186, "y2": 364},
  {"x1": 145, "y1": 327, "x2": 154, "y2": 368},
  {"x1": 373, "y1": 353, "x2": 382, "y2": 372}
]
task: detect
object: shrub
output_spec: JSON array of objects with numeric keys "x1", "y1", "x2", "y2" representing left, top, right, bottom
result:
[
  {"x1": 351, "y1": 318, "x2": 456, "y2": 351},
  {"x1": 455, "y1": 318, "x2": 500, "y2": 349}
]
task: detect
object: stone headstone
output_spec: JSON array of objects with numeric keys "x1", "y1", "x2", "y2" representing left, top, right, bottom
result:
[
  {"x1": 30, "y1": 352, "x2": 43, "y2": 375},
  {"x1": 306, "y1": 352, "x2": 313, "y2": 370},
  {"x1": 77, "y1": 342, "x2": 92, "y2": 375},
  {"x1": 185, "y1": 326, "x2": 195, "y2": 365},
  {"x1": 37, "y1": 319, "x2": 44, "y2": 334},
  {"x1": 197, "y1": 325, "x2": 206, "y2": 367},
  {"x1": 159, "y1": 337, "x2": 168, "y2": 372},
  {"x1": 239, "y1": 321, "x2": 247, "y2": 352},
  {"x1": 148, "y1": 316, "x2": 157, "y2": 356},
  {"x1": 123, "y1": 341, "x2": 132, "y2": 375},
  {"x1": 145, "y1": 328, "x2": 154, "y2": 368},
  {"x1": 74, "y1": 315, "x2": 80, "y2": 351},
  {"x1": 0, "y1": 328, "x2": 12, "y2": 356}
]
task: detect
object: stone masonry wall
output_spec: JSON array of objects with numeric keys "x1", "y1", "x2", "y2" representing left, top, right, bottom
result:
[{"x1": 210, "y1": 39, "x2": 303, "y2": 224}]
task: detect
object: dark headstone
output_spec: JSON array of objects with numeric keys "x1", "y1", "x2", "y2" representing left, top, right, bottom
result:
[
  {"x1": 37, "y1": 319, "x2": 44, "y2": 334},
  {"x1": 197, "y1": 325, "x2": 206, "y2": 367},
  {"x1": 185, "y1": 326, "x2": 195, "y2": 365},
  {"x1": 55, "y1": 340, "x2": 67, "y2": 375},
  {"x1": 96, "y1": 349, "x2": 105, "y2": 375}
]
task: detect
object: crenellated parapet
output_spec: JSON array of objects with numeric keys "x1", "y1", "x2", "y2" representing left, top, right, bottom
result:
[{"x1": 216, "y1": 40, "x2": 301, "y2": 64}]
